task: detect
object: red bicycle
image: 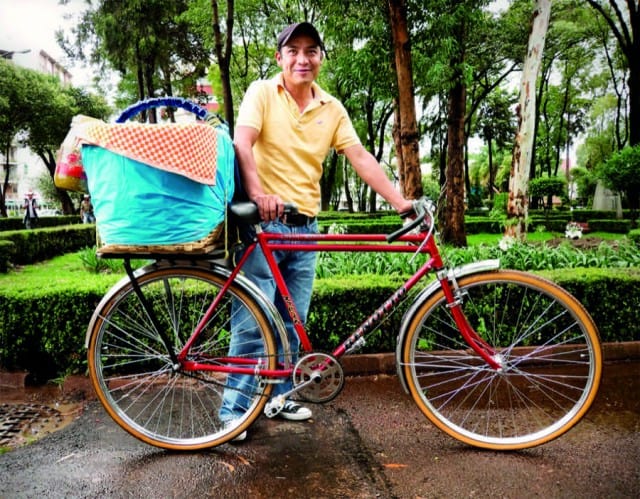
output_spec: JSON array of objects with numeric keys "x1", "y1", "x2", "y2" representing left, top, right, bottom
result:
[{"x1": 86, "y1": 197, "x2": 602, "y2": 451}]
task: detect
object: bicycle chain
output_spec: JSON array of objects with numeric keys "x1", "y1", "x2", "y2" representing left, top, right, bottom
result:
[{"x1": 178, "y1": 351, "x2": 344, "y2": 403}]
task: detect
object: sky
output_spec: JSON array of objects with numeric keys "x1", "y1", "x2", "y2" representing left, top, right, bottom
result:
[{"x1": 0, "y1": 0, "x2": 93, "y2": 87}]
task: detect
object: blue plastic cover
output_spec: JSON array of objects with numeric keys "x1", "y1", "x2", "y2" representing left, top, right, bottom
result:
[{"x1": 81, "y1": 128, "x2": 235, "y2": 246}]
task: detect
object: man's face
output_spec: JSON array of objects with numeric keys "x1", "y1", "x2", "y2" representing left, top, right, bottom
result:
[{"x1": 276, "y1": 34, "x2": 323, "y2": 86}]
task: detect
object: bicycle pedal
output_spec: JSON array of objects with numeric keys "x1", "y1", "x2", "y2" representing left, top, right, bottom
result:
[{"x1": 264, "y1": 396, "x2": 285, "y2": 418}]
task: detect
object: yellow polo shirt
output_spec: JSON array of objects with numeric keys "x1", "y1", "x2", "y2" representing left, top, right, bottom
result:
[{"x1": 235, "y1": 73, "x2": 361, "y2": 216}]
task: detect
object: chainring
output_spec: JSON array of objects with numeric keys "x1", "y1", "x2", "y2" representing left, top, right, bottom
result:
[{"x1": 293, "y1": 352, "x2": 344, "y2": 403}]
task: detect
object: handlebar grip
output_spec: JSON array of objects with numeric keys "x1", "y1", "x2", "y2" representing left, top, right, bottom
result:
[
  {"x1": 229, "y1": 201, "x2": 299, "y2": 225},
  {"x1": 386, "y1": 198, "x2": 432, "y2": 242},
  {"x1": 386, "y1": 215, "x2": 422, "y2": 242}
]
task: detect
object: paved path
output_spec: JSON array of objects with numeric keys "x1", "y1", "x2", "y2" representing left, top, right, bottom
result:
[{"x1": 1, "y1": 361, "x2": 638, "y2": 498}]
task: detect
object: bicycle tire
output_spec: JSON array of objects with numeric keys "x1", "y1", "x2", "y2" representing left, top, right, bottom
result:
[
  {"x1": 87, "y1": 265, "x2": 277, "y2": 450},
  {"x1": 400, "y1": 270, "x2": 602, "y2": 450}
]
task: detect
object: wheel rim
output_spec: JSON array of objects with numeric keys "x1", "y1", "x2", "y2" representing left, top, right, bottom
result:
[
  {"x1": 88, "y1": 268, "x2": 275, "y2": 449},
  {"x1": 403, "y1": 271, "x2": 602, "y2": 449}
]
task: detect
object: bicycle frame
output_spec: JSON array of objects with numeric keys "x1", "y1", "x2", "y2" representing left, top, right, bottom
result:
[{"x1": 177, "y1": 223, "x2": 502, "y2": 377}]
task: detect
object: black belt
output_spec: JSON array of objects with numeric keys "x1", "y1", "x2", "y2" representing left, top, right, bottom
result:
[{"x1": 283, "y1": 213, "x2": 316, "y2": 226}]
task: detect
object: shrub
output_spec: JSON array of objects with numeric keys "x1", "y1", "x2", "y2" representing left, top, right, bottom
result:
[
  {"x1": 0, "y1": 215, "x2": 81, "y2": 232},
  {"x1": 0, "y1": 240, "x2": 15, "y2": 272},
  {"x1": 0, "y1": 225, "x2": 95, "y2": 267},
  {"x1": 587, "y1": 219, "x2": 631, "y2": 234}
]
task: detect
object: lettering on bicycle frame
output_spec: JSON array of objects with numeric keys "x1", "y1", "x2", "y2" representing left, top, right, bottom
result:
[
  {"x1": 347, "y1": 286, "x2": 407, "y2": 346},
  {"x1": 283, "y1": 295, "x2": 303, "y2": 326}
]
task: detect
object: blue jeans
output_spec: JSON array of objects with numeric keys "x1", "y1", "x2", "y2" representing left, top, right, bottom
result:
[{"x1": 219, "y1": 219, "x2": 318, "y2": 421}]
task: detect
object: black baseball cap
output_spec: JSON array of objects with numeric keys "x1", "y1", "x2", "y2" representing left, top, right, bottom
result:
[{"x1": 277, "y1": 22, "x2": 324, "y2": 51}]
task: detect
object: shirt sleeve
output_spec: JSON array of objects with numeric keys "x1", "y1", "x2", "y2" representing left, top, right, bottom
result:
[
  {"x1": 235, "y1": 81, "x2": 266, "y2": 133},
  {"x1": 331, "y1": 101, "x2": 361, "y2": 153}
]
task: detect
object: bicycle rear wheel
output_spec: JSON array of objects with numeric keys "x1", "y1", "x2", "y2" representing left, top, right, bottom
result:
[
  {"x1": 87, "y1": 264, "x2": 277, "y2": 450},
  {"x1": 400, "y1": 270, "x2": 602, "y2": 450}
]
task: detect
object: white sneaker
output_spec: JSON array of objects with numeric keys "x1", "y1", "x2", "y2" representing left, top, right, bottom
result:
[
  {"x1": 278, "y1": 400, "x2": 313, "y2": 421},
  {"x1": 223, "y1": 420, "x2": 247, "y2": 442}
]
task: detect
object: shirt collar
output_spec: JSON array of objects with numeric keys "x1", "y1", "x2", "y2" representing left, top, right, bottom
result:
[{"x1": 273, "y1": 73, "x2": 329, "y2": 105}]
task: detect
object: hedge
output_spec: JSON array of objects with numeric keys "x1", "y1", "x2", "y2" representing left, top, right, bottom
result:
[
  {"x1": 0, "y1": 215, "x2": 82, "y2": 232},
  {"x1": 0, "y1": 224, "x2": 96, "y2": 265},
  {"x1": 1, "y1": 267, "x2": 638, "y2": 383}
]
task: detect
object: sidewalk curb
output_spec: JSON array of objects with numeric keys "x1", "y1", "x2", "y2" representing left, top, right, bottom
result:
[
  {"x1": 1, "y1": 342, "x2": 638, "y2": 390},
  {"x1": 340, "y1": 341, "x2": 640, "y2": 376}
]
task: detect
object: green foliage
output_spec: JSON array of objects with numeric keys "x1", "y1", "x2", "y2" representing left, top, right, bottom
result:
[
  {"x1": 0, "y1": 216, "x2": 82, "y2": 232},
  {"x1": 0, "y1": 225, "x2": 96, "y2": 266},
  {"x1": 587, "y1": 219, "x2": 631, "y2": 234},
  {"x1": 529, "y1": 176, "x2": 567, "y2": 208},
  {"x1": 541, "y1": 267, "x2": 640, "y2": 343},
  {"x1": 487, "y1": 191, "x2": 510, "y2": 229},
  {"x1": 308, "y1": 275, "x2": 409, "y2": 353},
  {"x1": 0, "y1": 57, "x2": 110, "y2": 216},
  {"x1": 598, "y1": 145, "x2": 640, "y2": 211},
  {"x1": 1, "y1": 239, "x2": 639, "y2": 380},
  {"x1": 78, "y1": 246, "x2": 146, "y2": 274},
  {"x1": 443, "y1": 238, "x2": 640, "y2": 270},
  {"x1": 568, "y1": 166, "x2": 598, "y2": 205},
  {"x1": 0, "y1": 240, "x2": 14, "y2": 272}
]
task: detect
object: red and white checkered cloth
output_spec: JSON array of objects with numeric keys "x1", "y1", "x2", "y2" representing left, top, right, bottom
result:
[{"x1": 74, "y1": 118, "x2": 219, "y2": 185}]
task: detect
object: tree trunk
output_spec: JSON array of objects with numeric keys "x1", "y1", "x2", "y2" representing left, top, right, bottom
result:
[
  {"x1": 487, "y1": 131, "x2": 494, "y2": 199},
  {"x1": 144, "y1": 62, "x2": 157, "y2": 123},
  {"x1": 388, "y1": 0, "x2": 422, "y2": 200},
  {"x1": 629, "y1": 39, "x2": 640, "y2": 147},
  {"x1": 321, "y1": 151, "x2": 339, "y2": 211},
  {"x1": 211, "y1": 0, "x2": 235, "y2": 135},
  {"x1": 441, "y1": 81, "x2": 468, "y2": 247},
  {"x1": 1, "y1": 150, "x2": 11, "y2": 217},
  {"x1": 391, "y1": 100, "x2": 404, "y2": 191},
  {"x1": 506, "y1": 0, "x2": 551, "y2": 241},
  {"x1": 585, "y1": 0, "x2": 639, "y2": 145},
  {"x1": 343, "y1": 160, "x2": 354, "y2": 213}
]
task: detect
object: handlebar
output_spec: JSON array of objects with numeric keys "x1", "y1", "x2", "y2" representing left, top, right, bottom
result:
[
  {"x1": 116, "y1": 97, "x2": 210, "y2": 123},
  {"x1": 229, "y1": 201, "x2": 299, "y2": 225},
  {"x1": 229, "y1": 198, "x2": 433, "y2": 240},
  {"x1": 386, "y1": 197, "x2": 435, "y2": 242}
]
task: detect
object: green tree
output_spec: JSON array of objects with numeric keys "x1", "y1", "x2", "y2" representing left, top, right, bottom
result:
[
  {"x1": 0, "y1": 59, "x2": 109, "y2": 216},
  {"x1": 597, "y1": 144, "x2": 640, "y2": 217},
  {"x1": 59, "y1": 0, "x2": 209, "y2": 115},
  {"x1": 0, "y1": 59, "x2": 30, "y2": 217},
  {"x1": 507, "y1": 0, "x2": 551, "y2": 241},
  {"x1": 528, "y1": 175, "x2": 567, "y2": 210},
  {"x1": 585, "y1": 0, "x2": 640, "y2": 147},
  {"x1": 475, "y1": 88, "x2": 517, "y2": 200},
  {"x1": 25, "y1": 84, "x2": 110, "y2": 214},
  {"x1": 320, "y1": 1, "x2": 397, "y2": 212},
  {"x1": 568, "y1": 166, "x2": 598, "y2": 206},
  {"x1": 388, "y1": 0, "x2": 422, "y2": 201}
]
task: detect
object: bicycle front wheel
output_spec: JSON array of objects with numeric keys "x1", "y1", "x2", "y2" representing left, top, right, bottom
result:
[
  {"x1": 400, "y1": 270, "x2": 602, "y2": 450},
  {"x1": 87, "y1": 264, "x2": 277, "y2": 450}
]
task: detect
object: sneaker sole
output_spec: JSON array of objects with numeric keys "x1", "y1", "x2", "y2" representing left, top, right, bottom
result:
[
  {"x1": 231, "y1": 430, "x2": 247, "y2": 442},
  {"x1": 278, "y1": 411, "x2": 313, "y2": 422}
]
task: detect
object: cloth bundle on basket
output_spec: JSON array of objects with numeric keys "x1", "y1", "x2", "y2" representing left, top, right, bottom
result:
[
  {"x1": 54, "y1": 115, "x2": 92, "y2": 193},
  {"x1": 63, "y1": 113, "x2": 235, "y2": 254}
]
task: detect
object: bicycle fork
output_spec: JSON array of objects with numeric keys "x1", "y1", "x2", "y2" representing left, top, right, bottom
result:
[{"x1": 436, "y1": 269, "x2": 502, "y2": 370}]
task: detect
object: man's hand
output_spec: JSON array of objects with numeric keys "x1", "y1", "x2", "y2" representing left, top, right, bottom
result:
[{"x1": 253, "y1": 194, "x2": 285, "y2": 222}]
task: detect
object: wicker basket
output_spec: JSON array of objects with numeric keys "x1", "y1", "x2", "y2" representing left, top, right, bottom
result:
[{"x1": 98, "y1": 223, "x2": 225, "y2": 256}]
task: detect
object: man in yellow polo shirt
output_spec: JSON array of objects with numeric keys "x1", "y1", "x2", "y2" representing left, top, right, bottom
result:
[{"x1": 220, "y1": 22, "x2": 413, "y2": 439}]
